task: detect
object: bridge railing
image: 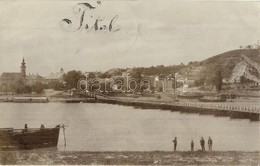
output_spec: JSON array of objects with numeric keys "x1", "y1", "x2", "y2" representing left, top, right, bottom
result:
[{"x1": 175, "y1": 102, "x2": 260, "y2": 114}]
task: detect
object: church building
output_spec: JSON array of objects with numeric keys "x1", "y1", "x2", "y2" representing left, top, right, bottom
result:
[{"x1": 0, "y1": 58, "x2": 27, "y2": 86}]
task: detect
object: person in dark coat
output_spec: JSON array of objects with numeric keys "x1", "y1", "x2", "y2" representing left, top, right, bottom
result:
[
  {"x1": 191, "y1": 140, "x2": 194, "y2": 151},
  {"x1": 40, "y1": 124, "x2": 45, "y2": 129},
  {"x1": 24, "y1": 124, "x2": 28, "y2": 132},
  {"x1": 200, "y1": 137, "x2": 205, "y2": 151},
  {"x1": 172, "y1": 137, "x2": 177, "y2": 151},
  {"x1": 208, "y1": 137, "x2": 213, "y2": 151}
]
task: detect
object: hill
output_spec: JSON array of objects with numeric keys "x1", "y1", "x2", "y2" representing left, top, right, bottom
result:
[
  {"x1": 199, "y1": 49, "x2": 260, "y2": 82},
  {"x1": 201, "y1": 49, "x2": 260, "y2": 79},
  {"x1": 103, "y1": 49, "x2": 260, "y2": 84}
]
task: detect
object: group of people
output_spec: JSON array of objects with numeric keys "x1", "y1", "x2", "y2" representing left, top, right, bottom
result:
[{"x1": 172, "y1": 137, "x2": 213, "y2": 152}]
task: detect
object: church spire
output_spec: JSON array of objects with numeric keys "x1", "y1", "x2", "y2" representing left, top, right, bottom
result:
[{"x1": 20, "y1": 58, "x2": 26, "y2": 77}]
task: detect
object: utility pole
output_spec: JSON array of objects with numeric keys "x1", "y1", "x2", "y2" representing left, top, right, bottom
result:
[
  {"x1": 104, "y1": 78, "x2": 108, "y2": 93},
  {"x1": 126, "y1": 73, "x2": 129, "y2": 92},
  {"x1": 174, "y1": 73, "x2": 178, "y2": 93}
]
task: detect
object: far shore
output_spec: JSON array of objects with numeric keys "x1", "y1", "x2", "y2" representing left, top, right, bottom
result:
[
  {"x1": 1, "y1": 90, "x2": 260, "y2": 103},
  {"x1": 0, "y1": 91, "x2": 259, "y2": 113},
  {"x1": 1, "y1": 91, "x2": 259, "y2": 111}
]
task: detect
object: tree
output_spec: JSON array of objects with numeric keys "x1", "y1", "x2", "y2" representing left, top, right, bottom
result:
[
  {"x1": 0, "y1": 83, "x2": 10, "y2": 92},
  {"x1": 240, "y1": 75, "x2": 253, "y2": 84},
  {"x1": 48, "y1": 81, "x2": 65, "y2": 91},
  {"x1": 194, "y1": 77, "x2": 205, "y2": 86},
  {"x1": 63, "y1": 70, "x2": 85, "y2": 89},
  {"x1": 23, "y1": 85, "x2": 32, "y2": 93},
  {"x1": 88, "y1": 72, "x2": 96, "y2": 78},
  {"x1": 214, "y1": 70, "x2": 222, "y2": 92},
  {"x1": 12, "y1": 79, "x2": 32, "y2": 94},
  {"x1": 31, "y1": 81, "x2": 45, "y2": 94},
  {"x1": 13, "y1": 81, "x2": 24, "y2": 93},
  {"x1": 99, "y1": 72, "x2": 112, "y2": 78},
  {"x1": 131, "y1": 68, "x2": 143, "y2": 82},
  {"x1": 245, "y1": 45, "x2": 252, "y2": 49}
]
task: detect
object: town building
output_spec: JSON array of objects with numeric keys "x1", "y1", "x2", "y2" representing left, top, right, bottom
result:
[
  {"x1": 44, "y1": 68, "x2": 65, "y2": 83},
  {"x1": 27, "y1": 73, "x2": 44, "y2": 85}
]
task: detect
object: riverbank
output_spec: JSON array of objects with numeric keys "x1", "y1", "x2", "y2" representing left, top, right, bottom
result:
[{"x1": 0, "y1": 150, "x2": 258, "y2": 165}]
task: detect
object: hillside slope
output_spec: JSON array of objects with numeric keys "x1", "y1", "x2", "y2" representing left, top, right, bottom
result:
[
  {"x1": 103, "y1": 49, "x2": 260, "y2": 83},
  {"x1": 229, "y1": 54, "x2": 260, "y2": 82},
  {"x1": 200, "y1": 49, "x2": 260, "y2": 82}
]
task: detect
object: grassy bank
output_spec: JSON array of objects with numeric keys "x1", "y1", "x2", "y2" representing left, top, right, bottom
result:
[{"x1": 0, "y1": 150, "x2": 258, "y2": 165}]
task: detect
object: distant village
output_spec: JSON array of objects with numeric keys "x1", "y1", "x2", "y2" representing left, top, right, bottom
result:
[
  {"x1": 0, "y1": 45, "x2": 260, "y2": 95},
  {"x1": 0, "y1": 58, "x2": 181, "y2": 94}
]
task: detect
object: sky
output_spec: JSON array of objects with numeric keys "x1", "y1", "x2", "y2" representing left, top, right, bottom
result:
[{"x1": 0, "y1": 0, "x2": 260, "y2": 76}]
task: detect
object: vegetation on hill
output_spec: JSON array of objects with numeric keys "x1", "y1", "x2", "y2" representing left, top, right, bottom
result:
[
  {"x1": 201, "y1": 49, "x2": 260, "y2": 79},
  {"x1": 102, "y1": 49, "x2": 259, "y2": 84},
  {"x1": 53, "y1": 48, "x2": 260, "y2": 92}
]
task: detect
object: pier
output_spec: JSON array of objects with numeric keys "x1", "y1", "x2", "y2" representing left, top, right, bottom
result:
[{"x1": 2, "y1": 97, "x2": 49, "y2": 103}]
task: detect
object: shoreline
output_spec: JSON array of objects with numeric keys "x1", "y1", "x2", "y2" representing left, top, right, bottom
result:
[{"x1": 0, "y1": 150, "x2": 258, "y2": 165}]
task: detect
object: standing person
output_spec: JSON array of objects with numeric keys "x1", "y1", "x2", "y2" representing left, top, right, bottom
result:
[
  {"x1": 200, "y1": 137, "x2": 205, "y2": 151},
  {"x1": 191, "y1": 140, "x2": 194, "y2": 152},
  {"x1": 208, "y1": 137, "x2": 213, "y2": 151},
  {"x1": 40, "y1": 124, "x2": 45, "y2": 129},
  {"x1": 24, "y1": 124, "x2": 28, "y2": 132},
  {"x1": 172, "y1": 137, "x2": 177, "y2": 151}
]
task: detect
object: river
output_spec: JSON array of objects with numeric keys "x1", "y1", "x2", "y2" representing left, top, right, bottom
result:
[{"x1": 0, "y1": 103, "x2": 259, "y2": 151}]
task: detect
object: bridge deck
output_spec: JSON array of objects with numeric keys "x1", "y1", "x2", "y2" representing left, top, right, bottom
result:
[{"x1": 97, "y1": 96, "x2": 260, "y2": 114}]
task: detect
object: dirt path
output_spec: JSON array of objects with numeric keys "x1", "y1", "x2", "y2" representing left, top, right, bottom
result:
[{"x1": 0, "y1": 150, "x2": 258, "y2": 165}]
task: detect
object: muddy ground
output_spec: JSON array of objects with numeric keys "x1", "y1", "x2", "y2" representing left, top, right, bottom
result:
[{"x1": 0, "y1": 150, "x2": 258, "y2": 165}]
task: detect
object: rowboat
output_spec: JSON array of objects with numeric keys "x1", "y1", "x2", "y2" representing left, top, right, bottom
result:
[{"x1": 0, "y1": 125, "x2": 61, "y2": 150}]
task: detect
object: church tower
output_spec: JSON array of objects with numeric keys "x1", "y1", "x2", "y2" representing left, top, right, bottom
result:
[
  {"x1": 60, "y1": 67, "x2": 64, "y2": 74},
  {"x1": 20, "y1": 58, "x2": 26, "y2": 77}
]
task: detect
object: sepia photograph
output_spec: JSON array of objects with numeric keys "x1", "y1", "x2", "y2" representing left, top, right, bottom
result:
[{"x1": 0, "y1": 0, "x2": 259, "y2": 165}]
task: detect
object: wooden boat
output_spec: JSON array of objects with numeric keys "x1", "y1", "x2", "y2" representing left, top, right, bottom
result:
[
  {"x1": 65, "y1": 100, "x2": 81, "y2": 103},
  {"x1": 64, "y1": 98, "x2": 86, "y2": 103},
  {"x1": 178, "y1": 92, "x2": 204, "y2": 99},
  {"x1": 64, "y1": 98, "x2": 97, "y2": 103},
  {"x1": 13, "y1": 97, "x2": 49, "y2": 103},
  {"x1": 0, "y1": 125, "x2": 61, "y2": 150},
  {"x1": 199, "y1": 96, "x2": 226, "y2": 102}
]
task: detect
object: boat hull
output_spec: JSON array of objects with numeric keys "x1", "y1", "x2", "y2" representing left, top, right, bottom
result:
[
  {"x1": 199, "y1": 98, "x2": 226, "y2": 102},
  {"x1": 0, "y1": 125, "x2": 60, "y2": 150},
  {"x1": 178, "y1": 93, "x2": 204, "y2": 99}
]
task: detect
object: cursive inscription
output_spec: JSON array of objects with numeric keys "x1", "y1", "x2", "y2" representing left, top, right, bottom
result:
[{"x1": 60, "y1": 2, "x2": 120, "y2": 33}]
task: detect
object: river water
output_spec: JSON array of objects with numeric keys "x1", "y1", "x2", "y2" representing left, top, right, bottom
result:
[{"x1": 0, "y1": 103, "x2": 259, "y2": 151}]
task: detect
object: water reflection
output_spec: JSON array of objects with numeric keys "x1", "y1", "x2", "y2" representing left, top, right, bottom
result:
[{"x1": 0, "y1": 103, "x2": 259, "y2": 151}]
